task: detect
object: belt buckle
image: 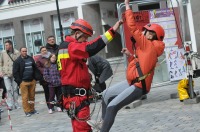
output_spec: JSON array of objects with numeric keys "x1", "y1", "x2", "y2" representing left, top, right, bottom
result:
[
  {"x1": 135, "y1": 77, "x2": 139, "y2": 83},
  {"x1": 75, "y1": 88, "x2": 86, "y2": 96}
]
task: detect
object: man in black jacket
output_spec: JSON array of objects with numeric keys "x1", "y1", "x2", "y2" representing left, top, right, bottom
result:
[
  {"x1": 45, "y1": 36, "x2": 59, "y2": 54},
  {"x1": 88, "y1": 55, "x2": 113, "y2": 93},
  {"x1": 13, "y1": 47, "x2": 43, "y2": 117}
]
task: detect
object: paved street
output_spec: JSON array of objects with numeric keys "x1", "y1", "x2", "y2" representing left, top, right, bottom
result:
[{"x1": 1, "y1": 60, "x2": 200, "y2": 132}]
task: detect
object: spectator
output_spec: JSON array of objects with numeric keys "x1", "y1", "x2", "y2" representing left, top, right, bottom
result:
[
  {"x1": 87, "y1": 55, "x2": 113, "y2": 93},
  {"x1": 0, "y1": 77, "x2": 7, "y2": 100},
  {"x1": 0, "y1": 40, "x2": 20, "y2": 110},
  {"x1": 45, "y1": 36, "x2": 59, "y2": 54},
  {"x1": 35, "y1": 46, "x2": 51, "y2": 109},
  {"x1": 0, "y1": 77, "x2": 6, "y2": 112},
  {"x1": 43, "y1": 54, "x2": 62, "y2": 114},
  {"x1": 13, "y1": 47, "x2": 43, "y2": 117}
]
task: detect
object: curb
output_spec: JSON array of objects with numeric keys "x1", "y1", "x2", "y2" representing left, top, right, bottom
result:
[
  {"x1": 35, "y1": 91, "x2": 44, "y2": 94},
  {"x1": 124, "y1": 100, "x2": 142, "y2": 109}
]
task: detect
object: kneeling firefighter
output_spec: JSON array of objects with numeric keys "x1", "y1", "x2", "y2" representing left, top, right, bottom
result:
[{"x1": 57, "y1": 19, "x2": 122, "y2": 132}]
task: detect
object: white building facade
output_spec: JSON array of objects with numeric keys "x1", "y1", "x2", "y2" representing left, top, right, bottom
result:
[
  {"x1": 0, "y1": 0, "x2": 122, "y2": 57},
  {"x1": 2, "y1": 0, "x2": 186, "y2": 84}
]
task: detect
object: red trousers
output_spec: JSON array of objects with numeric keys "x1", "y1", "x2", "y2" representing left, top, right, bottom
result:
[{"x1": 63, "y1": 96, "x2": 91, "y2": 132}]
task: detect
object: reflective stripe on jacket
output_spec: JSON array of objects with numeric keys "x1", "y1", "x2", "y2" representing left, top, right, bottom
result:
[{"x1": 125, "y1": 9, "x2": 165, "y2": 93}]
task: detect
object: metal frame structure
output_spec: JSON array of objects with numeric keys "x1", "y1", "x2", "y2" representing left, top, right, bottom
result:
[
  {"x1": 178, "y1": 0, "x2": 200, "y2": 99},
  {"x1": 116, "y1": 0, "x2": 166, "y2": 68},
  {"x1": 117, "y1": 0, "x2": 200, "y2": 99}
]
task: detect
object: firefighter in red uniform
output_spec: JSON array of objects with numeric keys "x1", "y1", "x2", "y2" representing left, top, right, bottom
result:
[{"x1": 57, "y1": 19, "x2": 122, "y2": 132}]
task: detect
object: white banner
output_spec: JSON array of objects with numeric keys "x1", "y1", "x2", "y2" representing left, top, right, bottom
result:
[{"x1": 165, "y1": 46, "x2": 186, "y2": 81}]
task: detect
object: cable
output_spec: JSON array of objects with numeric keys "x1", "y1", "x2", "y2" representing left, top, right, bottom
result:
[
  {"x1": 169, "y1": 0, "x2": 184, "y2": 46},
  {"x1": 93, "y1": 57, "x2": 124, "y2": 127}
]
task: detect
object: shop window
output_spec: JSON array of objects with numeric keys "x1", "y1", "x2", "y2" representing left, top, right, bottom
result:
[
  {"x1": 138, "y1": 3, "x2": 160, "y2": 11},
  {"x1": 0, "y1": 36, "x2": 15, "y2": 50},
  {"x1": 0, "y1": 23, "x2": 15, "y2": 49},
  {"x1": 53, "y1": 12, "x2": 75, "y2": 44},
  {"x1": 25, "y1": 32, "x2": 45, "y2": 56},
  {"x1": 23, "y1": 18, "x2": 45, "y2": 56},
  {"x1": 56, "y1": 27, "x2": 71, "y2": 44},
  {"x1": 0, "y1": 38, "x2": 3, "y2": 51},
  {"x1": 64, "y1": 27, "x2": 72, "y2": 37}
]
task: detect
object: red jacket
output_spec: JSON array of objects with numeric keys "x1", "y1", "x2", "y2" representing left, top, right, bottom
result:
[
  {"x1": 125, "y1": 9, "x2": 165, "y2": 93},
  {"x1": 57, "y1": 28, "x2": 115, "y2": 89}
]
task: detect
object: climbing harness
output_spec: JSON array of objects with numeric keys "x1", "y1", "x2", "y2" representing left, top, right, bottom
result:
[
  {"x1": 62, "y1": 85, "x2": 98, "y2": 122},
  {"x1": 130, "y1": 36, "x2": 150, "y2": 95}
]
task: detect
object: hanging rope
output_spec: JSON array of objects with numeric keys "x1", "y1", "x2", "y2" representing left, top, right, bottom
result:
[{"x1": 93, "y1": 57, "x2": 124, "y2": 125}]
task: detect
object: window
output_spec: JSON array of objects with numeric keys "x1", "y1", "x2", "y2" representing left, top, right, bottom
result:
[
  {"x1": 23, "y1": 18, "x2": 45, "y2": 56},
  {"x1": 53, "y1": 12, "x2": 75, "y2": 44},
  {"x1": 138, "y1": 3, "x2": 160, "y2": 11}
]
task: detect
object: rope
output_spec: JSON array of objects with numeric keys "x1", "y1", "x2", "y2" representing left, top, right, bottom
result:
[{"x1": 94, "y1": 57, "x2": 124, "y2": 125}]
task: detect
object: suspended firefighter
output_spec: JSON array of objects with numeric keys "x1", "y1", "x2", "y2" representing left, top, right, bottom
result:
[
  {"x1": 87, "y1": 0, "x2": 165, "y2": 131},
  {"x1": 57, "y1": 19, "x2": 122, "y2": 132},
  {"x1": 177, "y1": 78, "x2": 194, "y2": 101}
]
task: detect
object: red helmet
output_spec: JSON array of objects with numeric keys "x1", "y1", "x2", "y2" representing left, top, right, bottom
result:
[
  {"x1": 143, "y1": 24, "x2": 165, "y2": 41},
  {"x1": 70, "y1": 19, "x2": 93, "y2": 37}
]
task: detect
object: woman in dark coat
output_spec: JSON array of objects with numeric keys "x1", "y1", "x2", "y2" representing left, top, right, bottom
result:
[
  {"x1": 0, "y1": 77, "x2": 6, "y2": 99},
  {"x1": 35, "y1": 46, "x2": 51, "y2": 109},
  {"x1": 0, "y1": 77, "x2": 6, "y2": 112}
]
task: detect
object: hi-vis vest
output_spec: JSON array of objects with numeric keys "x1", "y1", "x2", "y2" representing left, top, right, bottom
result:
[
  {"x1": 57, "y1": 42, "x2": 70, "y2": 71},
  {"x1": 56, "y1": 39, "x2": 91, "y2": 89}
]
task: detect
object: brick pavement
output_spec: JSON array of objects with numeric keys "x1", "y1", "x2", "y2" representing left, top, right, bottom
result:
[{"x1": 1, "y1": 60, "x2": 200, "y2": 132}]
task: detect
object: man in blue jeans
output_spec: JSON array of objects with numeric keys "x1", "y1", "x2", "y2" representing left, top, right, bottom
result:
[{"x1": 0, "y1": 40, "x2": 20, "y2": 110}]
